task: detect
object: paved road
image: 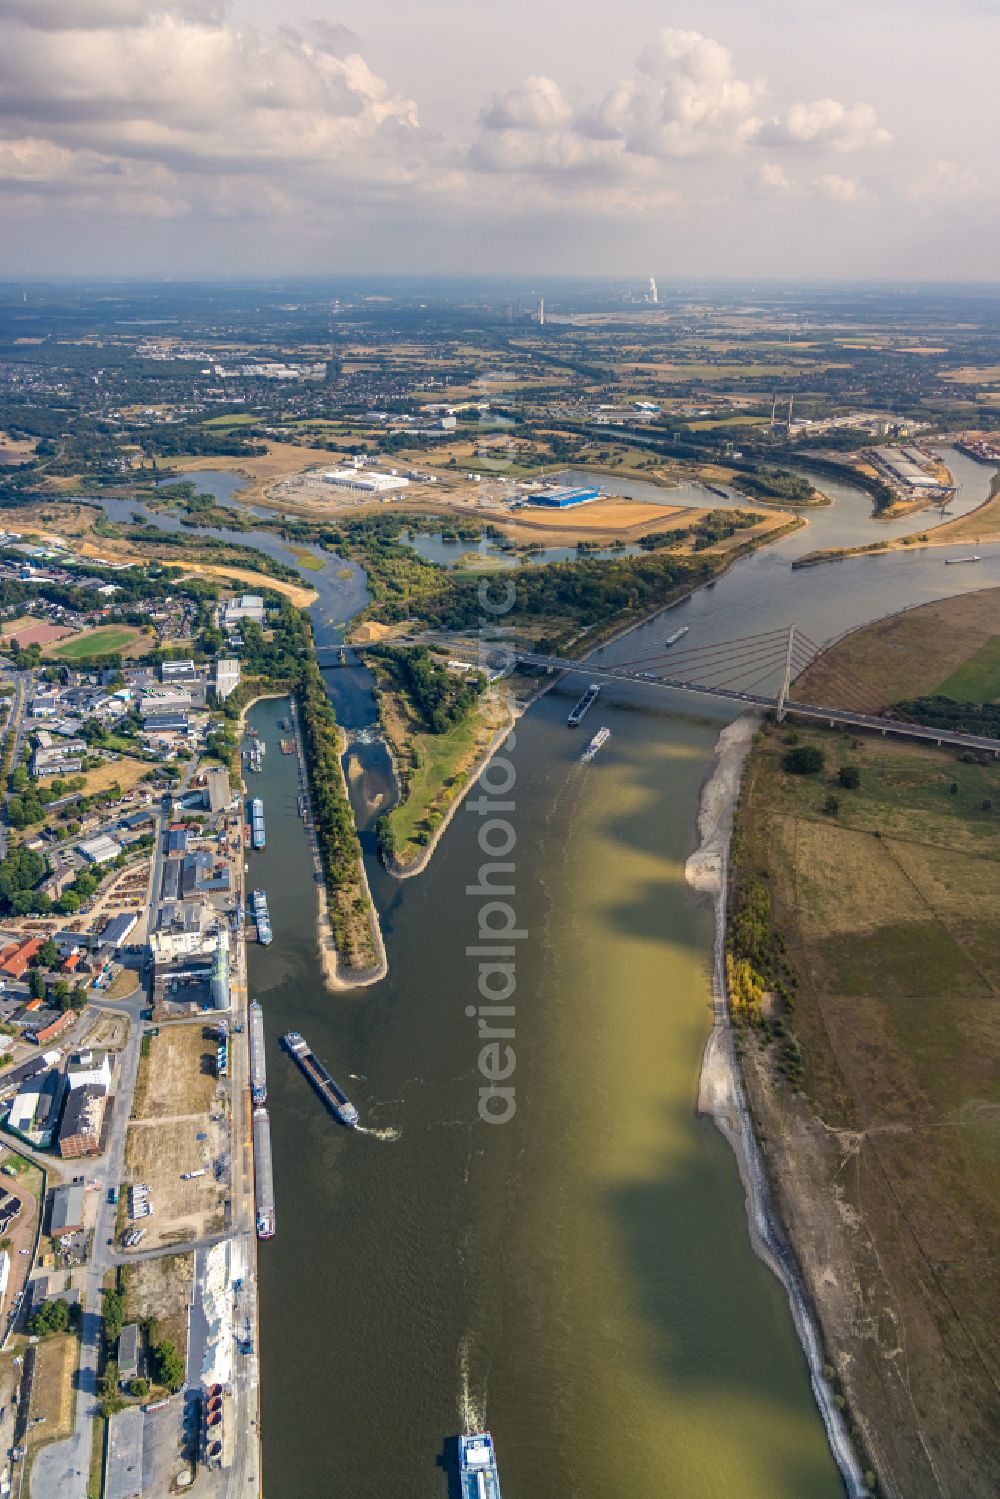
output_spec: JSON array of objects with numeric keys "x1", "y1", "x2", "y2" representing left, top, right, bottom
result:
[{"x1": 30, "y1": 997, "x2": 146, "y2": 1499}]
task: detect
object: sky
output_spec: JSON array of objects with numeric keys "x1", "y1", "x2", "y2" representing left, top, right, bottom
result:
[{"x1": 0, "y1": 0, "x2": 998, "y2": 281}]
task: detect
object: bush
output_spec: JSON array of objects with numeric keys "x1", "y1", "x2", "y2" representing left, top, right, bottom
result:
[
  {"x1": 838, "y1": 765, "x2": 861, "y2": 790},
  {"x1": 783, "y1": 745, "x2": 825, "y2": 775},
  {"x1": 822, "y1": 794, "x2": 840, "y2": 817}
]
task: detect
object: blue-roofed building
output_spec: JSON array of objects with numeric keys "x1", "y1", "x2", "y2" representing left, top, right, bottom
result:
[
  {"x1": 525, "y1": 485, "x2": 601, "y2": 508},
  {"x1": 165, "y1": 825, "x2": 189, "y2": 855}
]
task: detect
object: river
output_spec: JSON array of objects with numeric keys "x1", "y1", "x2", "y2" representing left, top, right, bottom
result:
[{"x1": 91, "y1": 459, "x2": 1000, "y2": 1495}]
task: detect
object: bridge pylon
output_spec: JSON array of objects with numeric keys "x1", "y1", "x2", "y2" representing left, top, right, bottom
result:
[{"x1": 775, "y1": 624, "x2": 796, "y2": 723}]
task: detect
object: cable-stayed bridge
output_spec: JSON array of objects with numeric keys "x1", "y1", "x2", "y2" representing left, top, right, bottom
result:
[{"x1": 326, "y1": 625, "x2": 1000, "y2": 756}]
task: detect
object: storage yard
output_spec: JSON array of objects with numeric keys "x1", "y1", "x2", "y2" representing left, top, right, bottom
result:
[{"x1": 126, "y1": 1023, "x2": 228, "y2": 1249}]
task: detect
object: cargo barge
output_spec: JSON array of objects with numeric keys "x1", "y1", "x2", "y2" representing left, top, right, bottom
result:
[
  {"x1": 252, "y1": 1105, "x2": 275, "y2": 1239},
  {"x1": 251, "y1": 889, "x2": 272, "y2": 946},
  {"x1": 665, "y1": 625, "x2": 690, "y2": 646},
  {"x1": 458, "y1": 1432, "x2": 502, "y2": 1499},
  {"x1": 567, "y1": 682, "x2": 600, "y2": 726},
  {"x1": 249, "y1": 1000, "x2": 266, "y2": 1105},
  {"x1": 249, "y1": 797, "x2": 266, "y2": 850},
  {"x1": 282, "y1": 1031, "x2": 359, "y2": 1127}
]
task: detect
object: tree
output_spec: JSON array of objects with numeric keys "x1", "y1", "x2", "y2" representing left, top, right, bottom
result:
[
  {"x1": 838, "y1": 765, "x2": 861, "y2": 790},
  {"x1": 71, "y1": 983, "x2": 89, "y2": 1012},
  {"x1": 130, "y1": 1377, "x2": 151, "y2": 1399},
  {"x1": 29, "y1": 1298, "x2": 70, "y2": 1337},
  {"x1": 28, "y1": 967, "x2": 46, "y2": 1002},
  {"x1": 151, "y1": 1337, "x2": 185, "y2": 1392},
  {"x1": 822, "y1": 794, "x2": 841, "y2": 817},
  {"x1": 782, "y1": 745, "x2": 825, "y2": 775},
  {"x1": 52, "y1": 979, "x2": 71, "y2": 1009},
  {"x1": 38, "y1": 938, "x2": 58, "y2": 969}
]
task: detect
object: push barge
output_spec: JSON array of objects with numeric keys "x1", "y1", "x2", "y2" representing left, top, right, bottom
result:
[
  {"x1": 567, "y1": 682, "x2": 600, "y2": 726},
  {"x1": 249, "y1": 1000, "x2": 266, "y2": 1105},
  {"x1": 282, "y1": 1031, "x2": 359, "y2": 1127},
  {"x1": 252, "y1": 1105, "x2": 275, "y2": 1239},
  {"x1": 458, "y1": 1432, "x2": 502, "y2": 1499}
]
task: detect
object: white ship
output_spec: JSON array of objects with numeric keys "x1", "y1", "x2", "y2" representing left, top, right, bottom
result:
[{"x1": 582, "y1": 726, "x2": 611, "y2": 762}]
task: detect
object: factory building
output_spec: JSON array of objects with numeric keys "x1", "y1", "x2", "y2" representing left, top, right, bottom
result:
[
  {"x1": 524, "y1": 485, "x2": 601, "y2": 508},
  {"x1": 215, "y1": 658, "x2": 240, "y2": 701},
  {"x1": 322, "y1": 469, "x2": 410, "y2": 494},
  {"x1": 58, "y1": 1083, "x2": 108, "y2": 1158}
]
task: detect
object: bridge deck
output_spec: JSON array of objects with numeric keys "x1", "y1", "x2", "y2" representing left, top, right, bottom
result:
[{"x1": 352, "y1": 638, "x2": 1000, "y2": 757}]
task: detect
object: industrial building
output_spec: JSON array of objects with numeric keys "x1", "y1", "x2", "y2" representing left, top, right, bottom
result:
[
  {"x1": 49, "y1": 1180, "x2": 85, "y2": 1235},
  {"x1": 215, "y1": 657, "x2": 240, "y2": 700},
  {"x1": 322, "y1": 468, "x2": 410, "y2": 494},
  {"x1": 66, "y1": 1049, "x2": 114, "y2": 1091},
  {"x1": 78, "y1": 834, "x2": 123, "y2": 865},
  {"x1": 221, "y1": 594, "x2": 265, "y2": 629},
  {"x1": 524, "y1": 485, "x2": 601, "y2": 508},
  {"x1": 58, "y1": 1082, "x2": 109, "y2": 1157},
  {"x1": 204, "y1": 766, "x2": 231, "y2": 814},
  {"x1": 99, "y1": 913, "x2": 139, "y2": 950},
  {"x1": 9, "y1": 1069, "x2": 67, "y2": 1147}
]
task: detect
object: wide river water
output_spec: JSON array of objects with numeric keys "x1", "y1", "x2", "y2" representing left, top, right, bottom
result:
[{"x1": 95, "y1": 456, "x2": 1000, "y2": 1495}]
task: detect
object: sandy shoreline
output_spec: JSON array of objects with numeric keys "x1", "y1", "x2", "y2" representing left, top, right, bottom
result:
[{"x1": 687, "y1": 715, "x2": 870, "y2": 1498}]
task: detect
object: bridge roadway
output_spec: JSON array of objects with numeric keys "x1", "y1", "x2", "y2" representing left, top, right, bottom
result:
[{"x1": 343, "y1": 638, "x2": 1000, "y2": 758}]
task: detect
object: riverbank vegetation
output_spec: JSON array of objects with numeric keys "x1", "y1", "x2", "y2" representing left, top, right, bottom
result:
[
  {"x1": 366, "y1": 645, "x2": 508, "y2": 869},
  {"x1": 298, "y1": 653, "x2": 379, "y2": 969},
  {"x1": 729, "y1": 629, "x2": 1000, "y2": 1494}
]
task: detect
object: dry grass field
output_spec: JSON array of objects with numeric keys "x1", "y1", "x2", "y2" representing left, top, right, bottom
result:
[
  {"x1": 27, "y1": 1333, "x2": 77, "y2": 1449},
  {"x1": 734, "y1": 607, "x2": 1000, "y2": 1496},
  {"x1": 132, "y1": 1023, "x2": 218, "y2": 1119},
  {"x1": 794, "y1": 588, "x2": 1000, "y2": 709},
  {"x1": 508, "y1": 499, "x2": 682, "y2": 533}
]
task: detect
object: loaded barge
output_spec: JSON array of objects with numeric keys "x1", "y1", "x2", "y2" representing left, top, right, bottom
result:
[
  {"x1": 282, "y1": 1031, "x2": 359, "y2": 1127},
  {"x1": 249, "y1": 797, "x2": 266, "y2": 850},
  {"x1": 458, "y1": 1432, "x2": 502, "y2": 1499},
  {"x1": 567, "y1": 682, "x2": 600, "y2": 726},
  {"x1": 252, "y1": 1105, "x2": 275, "y2": 1239},
  {"x1": 249, "y1": 1000, "x2": 266, "y2": 1105}
]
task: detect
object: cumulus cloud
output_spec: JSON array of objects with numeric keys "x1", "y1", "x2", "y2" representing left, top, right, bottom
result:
[
  {"x1": 756, "y1": 161, "x2": 793, "y2": 192},
  {"x1": 754, "y1": 99, "x2": 892, "y2": 153},
  {"x1": 907, "y1": 158, "x2": 979, "y2": 200},
  {"x1": 0, "y1": 2, "x2": 423, "y2": 218},
  {"x1": 0, "y1": 10, "x2": 900, "y2": 243},
  {"x1": 817, "y1": 172, "x2": 864, "y2": 202},
  {"x1": 468, "y1": 27, "x2": 891, "y2": 211}
]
